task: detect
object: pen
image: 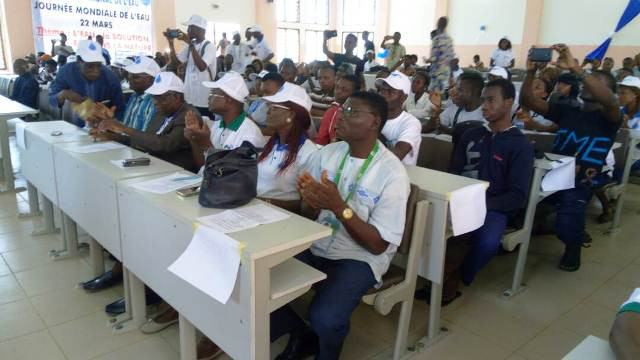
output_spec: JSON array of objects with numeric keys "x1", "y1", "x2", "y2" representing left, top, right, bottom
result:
[{"x1": 173, "y1": 176, "x2": 201, "y2": 182}]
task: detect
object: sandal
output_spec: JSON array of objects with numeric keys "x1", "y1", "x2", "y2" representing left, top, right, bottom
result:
[{"x1": 559, "y1": 247, "x2": 581, "y2": 272}]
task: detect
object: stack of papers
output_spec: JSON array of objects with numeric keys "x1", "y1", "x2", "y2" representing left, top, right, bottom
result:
[
  {"x1": 196, "y1": 204, "x2": 290, "y2": 233},
  {"x1": 168, "y1": 225, "x2": 243, "y2": 304},
  {"x1": 131, "y1": 172, "x2": 202, "y2": 194},
  {"x1": 68, "y1": 142, "x2": 126, "y2": 154},
  {"x1": 541, "y1": 157, "x2": 575, "y2": 192},
  {"x1": 448, "y1": 183, "x2": 487, "y2": 236}
]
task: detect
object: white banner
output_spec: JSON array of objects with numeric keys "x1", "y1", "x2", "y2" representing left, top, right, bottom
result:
[{"x1": 31, "y1": 0, "x2": 154, "y2": 61}]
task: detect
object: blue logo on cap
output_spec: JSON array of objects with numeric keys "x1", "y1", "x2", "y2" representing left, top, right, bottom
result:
[
  {"x1": 88, "y1": 43, "x2": 97, "y2": 51},
  {"x1": 134, "y1": 56, "x2": 142, "y2": 64},
  {"x1": 155, "y1": 75, "x2": 162, "y2": 83}
]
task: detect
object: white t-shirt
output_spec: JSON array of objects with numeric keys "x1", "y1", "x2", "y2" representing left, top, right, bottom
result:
[
  {"x1": 209, "y1": 113, "x2": 267, "y2": 150},
  {"x1": 364, "y1": 60, "x2": 381, "y2": 72},
  {"x1": 307, "y1": 141, "x2": 410, "y2": 283},
  {"x1": 403, "y1": 92, "x2": 435, "y2": 121},
  {"x1": 257, "y1": 139, "x2": 318, "y2": 201},
  {"x1": 253, "y1": 38, "x2": 273, "y2": 62},
  {"x1": 491, "y1": 49, "x2": 514, "y2": 68},
  {"x1": 177, "y1": 41, "x2": 218, "y2": 108},
  {"x1": 227, "y1": 43, "x2": 252, "y2": 73},
  {"x1": 439, "y1": 103, "x2": 487, "y2": 128},
  {"x1": 381, "y1": 111, "x2": 422, "y2": 166}
]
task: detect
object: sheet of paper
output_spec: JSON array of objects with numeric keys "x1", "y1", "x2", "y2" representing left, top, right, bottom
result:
[
  {"x1": 16, "y1": 122, "x2": 27, "y2": 151},
  {"x1": 541, "y1": 157, "x2": 575, "y2": 192},
  {"x1": 131, "y1": 172, "x2": 202, "y2": 194},
  {"x1": 67, "y1": 141, "x2": 126, "y2": 154},
  {"x1": 562, "y1": 335, "x2": 615, "y2": 360},
  {"x1": 168, "y1": 225, "x2": 242, "y2": 304},
  {"x1": 449, "y1": 183, "x2": 487, "y2": 236},
  {"x1": 234, "y1": 204, "x2": 290, "y2": 225},
  {"x1": 197, "y1": 210, "x2": 261, "y2": 233}
]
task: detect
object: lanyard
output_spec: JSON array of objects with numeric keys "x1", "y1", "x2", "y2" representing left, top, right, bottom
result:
[{"x1": 334, "y1": 141, "x2": 379, "y2": 205}]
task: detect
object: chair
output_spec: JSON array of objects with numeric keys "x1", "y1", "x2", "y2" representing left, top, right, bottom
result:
[
  {"x1": 361, "y1": 184, "x2": 430, "y2": 360},
  {"x1": 417, "y1": 135, "x2": 453, "y2": 172}
]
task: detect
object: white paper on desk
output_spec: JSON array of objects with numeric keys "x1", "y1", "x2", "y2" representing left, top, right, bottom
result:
[
  {"x1": 197, "y1": 210, "x2": 260, "y2": 233},
  {"x1": 16, "y1": 122, "x2": 27, "y2": 151},
  {"x1": 168, "y1": 225, "x2": 242, "y2": 304},
  {"x1": 131, "y1": 172, "x2": 202, "y2": 194},
  {"x1": 448, "y1": 183, "x2": 487, "y2": 236},
  {"x1": 67, "y1": 141, "x2": 126, "y2": 154},
  {"x1": 541, "y1": 157, "x2": 575, "y2": 192},
  {"x1": 234, "y1": 204, "x2": 290, "y2": 225}
]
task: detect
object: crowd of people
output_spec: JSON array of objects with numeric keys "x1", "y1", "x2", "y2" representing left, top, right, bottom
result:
[{"x1": 7, "y1": 12, "x2": 640, "y2": 360}]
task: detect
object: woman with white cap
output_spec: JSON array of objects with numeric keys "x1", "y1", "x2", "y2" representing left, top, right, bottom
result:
[{"x1": 619, "y1": 76, "x2": 640, "y2": 129}]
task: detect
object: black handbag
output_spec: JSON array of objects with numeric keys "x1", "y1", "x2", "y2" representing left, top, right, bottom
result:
[{"x1": 198, "y1": 141, "x2": 259, "y2": 209}]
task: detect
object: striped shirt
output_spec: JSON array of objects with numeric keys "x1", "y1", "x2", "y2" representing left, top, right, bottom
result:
[{"x1": 122, "y1": 92, "x2": 157, "y2": 131}]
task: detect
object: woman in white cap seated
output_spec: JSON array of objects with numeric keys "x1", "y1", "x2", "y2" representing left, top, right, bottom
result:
[
  {"x1": 363, "y1": 49, "x2": 380, "y2": 73},
  {"x1": 184, "y1": 72, "x2": 267, "y2": 171}
]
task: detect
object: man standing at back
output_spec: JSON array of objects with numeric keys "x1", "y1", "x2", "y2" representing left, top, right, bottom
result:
[
  {"x1": 521, "y1": 44, "x2": 622, "y2": 271},
  {"x1": 227, "y1": 31, "x2": 251, "y2": 73},
  {"x1": 362, "y1": 31, "x2": 375, "y2": 57},
  {"x1": 249, "y1": 25, "x2": 274, "y2": 63},
  {"x1": 166, "y1": 15, "x2": 217, "y2": 118},
  {"x1": 381, "y1": 32, "x2": 406, "y2": 68}
]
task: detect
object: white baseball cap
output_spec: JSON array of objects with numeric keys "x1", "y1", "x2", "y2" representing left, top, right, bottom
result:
[
  {"x1": 145, "y1": 72, "x2": 184, "y2": 95},
  {"x1": 257, "y1": 70, "x2": 270, "y2": 79},
  {"x1": 375, "y1": 70, "x2": 411, "y2": 95},
  {"x1": 124, "y1": 56, "x2": 160, "y2": 77},
  {"x1": 619, "y1": 76, "x2": 640, "y2": 90},
  {"x1": 248, "y1": 25, "x2": 262, "y2": 33},
  {"x1": 263, "y1": 82, "x2": 312, "y2": 112},
  {"x1": 202, "y1": 72, "x2": 249, "y2": 103},
  {"x1": 76, "y1": 40, "x2": 105, "y2": 64},
  {"x1": 489, "y1": 66, "x2": 509, "y2": 80},
  {"x1": 182, "y1": 15, "x2": 208, "y2": 31},
  {"x1": 113, "y1": 58, "x2": 134, "y2": 69}
]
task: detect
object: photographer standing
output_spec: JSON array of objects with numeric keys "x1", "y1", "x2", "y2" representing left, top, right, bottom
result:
[
  {"x1": 166, "y1": 15, "x2": 217, "y2": 118},
  {"x1": 381, "y1": 32, "x2": 406, "y2": 67},
  {"x1": 323, "y1": 31, "x2": 364, "y2": 75}
]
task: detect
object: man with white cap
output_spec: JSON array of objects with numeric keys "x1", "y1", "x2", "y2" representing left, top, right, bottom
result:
[
  {"x1": 375, "y1": 71, "x2": 422, "y2": 165},
  {"x1": 227, "y1": 31, "x2": 252, "y2": 73},
  {"x1": 92, "y1": 56, "x2": 160, "y2": 131},
  {"x1": 363, "y1": 49, "x2": 380, "y2": 72},
  {"x1": 249, "y1": 25, "x2": 274, "y2": 63},
  {"x1": 166, "y1": 15, "x2": 217, "y2": 118},
  {"x1": 184, "y1": 72, "x2": 267, "y2": 169},
  {"x1": 49, "y1": 39, "x2": 124, "y2": 127}
]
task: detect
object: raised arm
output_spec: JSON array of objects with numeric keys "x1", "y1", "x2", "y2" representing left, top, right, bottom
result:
[
  {"x1": 322, "y1": 33, "x2": 335, "y2": 61},
  {"x1": 520, "y1": 49, "x2": 550, "y2": 117}
]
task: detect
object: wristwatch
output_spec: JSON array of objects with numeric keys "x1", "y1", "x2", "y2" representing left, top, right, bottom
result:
[{"x1": 341, "y1": 207, "x2": 353, "y2": 221}]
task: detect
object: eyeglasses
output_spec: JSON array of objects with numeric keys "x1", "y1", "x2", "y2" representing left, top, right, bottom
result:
[{"x1": 340, "y1": 106, "x2": 376, "y2": 118}]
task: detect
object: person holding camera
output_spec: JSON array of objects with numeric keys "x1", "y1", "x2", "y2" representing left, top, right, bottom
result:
[
  {"x1": 323, "y1": 31, "x2": 364, "y2": 75},
  {"x1": 50, "y1": 32, "x2": 74, "y2": 57},
  {"x1": 380, "y1": 32, "x2": 406, "y2": 68},
  {"x1": 166, "y1": 15, "x2": 217, "y2": 118}
]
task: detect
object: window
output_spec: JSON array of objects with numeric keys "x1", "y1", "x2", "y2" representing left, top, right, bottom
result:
[
  {"x1": 301, "y1": 0, "x2": 329, "y2": 25},
  {"x1": 343, "y1": 0, "x2": 376, "y2": 26},
  {"x1": 304, "y1": 31, "x2": 327, "y2": 63},
  {"x1": 276, "y1": 28, "x2": 300, "y2": 63},
  {"x1": 276, "y1": 0, "x2": 300, "y2": 23},
  {"x1": 0, "y1": 7, "x2": 6, "y2": 70}
]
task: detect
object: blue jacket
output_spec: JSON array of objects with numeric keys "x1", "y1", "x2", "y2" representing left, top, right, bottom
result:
[
  {"x1": 49, "y1": 62, "x2": 124, "y2": 126},
  {"x1": 450, "y1": 125, "x2": 534, "y2": 216},
  {"x1": 10, "y1": 73, "x2": 39, "y2": 109}
]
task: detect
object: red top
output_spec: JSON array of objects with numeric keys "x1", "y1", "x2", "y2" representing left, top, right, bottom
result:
[{"x1": 315, "y1": 104, "x2": 341, "y2": 145}]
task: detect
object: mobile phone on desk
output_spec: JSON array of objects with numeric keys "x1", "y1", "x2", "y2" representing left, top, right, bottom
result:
[
  {"x1": 176, "y1": 186, "x2": 200, "y2": 198},
  {"x1": 122, "y1": 157, "x2": 151, "y2": 167},
  {"x1": 529, "y1": 48, "x2": 552, "y2": 63}
]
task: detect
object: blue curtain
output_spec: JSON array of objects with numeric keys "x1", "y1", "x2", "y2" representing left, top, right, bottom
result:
[{"x1": 586, "y1": 0, "x2": 640, "y2": 60}]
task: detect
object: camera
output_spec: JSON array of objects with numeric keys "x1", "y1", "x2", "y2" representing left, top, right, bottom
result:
[
  {"x1": 324, "y1": 30, "x2": 338, "y2": 39},
  {"x1": 166, "y1": 29, "x2": 181, "y2": 39}
]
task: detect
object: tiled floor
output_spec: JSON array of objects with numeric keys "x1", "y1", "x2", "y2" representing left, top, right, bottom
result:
[{"x1": 1, "y1": 156, "x2": 638, "y2": 359}]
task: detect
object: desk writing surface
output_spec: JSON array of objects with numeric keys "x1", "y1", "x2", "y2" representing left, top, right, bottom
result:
[
  {"x1": 118, "y1": 173, "x2": 332, "y2": 261},
  {"x1": 24, "y1": 121, "x2": 90, "y2": 145},
  {"x1": 405, "y1": 165, "x2": 488, "y2": 201},
  {"x1": 52, "y1": 142, "x2": 181, "y2": 259},
  {"x1": 0, "y1": 95, "x2": 38, "y2": 117}
]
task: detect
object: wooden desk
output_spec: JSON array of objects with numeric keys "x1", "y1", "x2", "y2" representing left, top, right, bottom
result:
[
  {"x1": 0, "y1": 95, "x2": 38, "y2": 193},
  {"x1": 405, "y1": 165, "x2": 488, "y2": 345},
  {"x1": 117, "y1": 173, "x2": 332, "y2": 359}
]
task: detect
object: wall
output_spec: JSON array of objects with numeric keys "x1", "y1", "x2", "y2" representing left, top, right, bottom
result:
[
  {"x1": 1, "y1": 0, "x2": 176, "y2": 72},
  {"x1": 388, "y1": 0, "x2": 436, "y2": 46},
  {"x1": 174, "y1": 0, "x2": 256, "y2": 32}
]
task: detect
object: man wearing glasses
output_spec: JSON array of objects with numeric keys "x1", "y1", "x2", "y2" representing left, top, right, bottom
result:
[
  {"x1": 49, "y1": 40, "x2": 125, "y2": 127},
  {"x1": 184, "y1": 72, "x2": 267, "y2": 170}
]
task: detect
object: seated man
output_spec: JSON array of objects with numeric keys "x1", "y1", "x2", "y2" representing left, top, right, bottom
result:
[
  {"x1": 10, "y1": 59, "x2": 39, "y2": 109},
  {"x1": 49, "y1": 40, "x2": 125, "y2": 127},
  {"x1": 427, "y1": 71, "x2": 486, "y2": 134},
  {"x1": 184, "y1": 72, "x2": 267, "y2": 171},
  {"x1": 521, "y1": 44, "x2": 622, "y2": 271},
  {"x1": 610, "y1": 288, "x2": 640, "y2": 360},
  {"x1": 376, "y1": 71, "x2": 423, "y2": 165},
  {"x1": 272, "y1": 91, "x2": 410, "y2": 360},
  {"x1": 315, "y1": 74, "x2": 359, "y2": 145},
  {"x1": 439, "y1": 79, "x2": 533, "y2": 303},
  {"x1": 309, "y1": 64, "x2": 337, "y2": 117}
]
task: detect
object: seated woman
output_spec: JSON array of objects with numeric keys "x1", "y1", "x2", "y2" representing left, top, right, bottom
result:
[
  {"x1": 403, "y1": 71, "x2": 440, "y2": 125},
  {"x1": 142, "y1": 83, "x2": 318, "y2": 360}
]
